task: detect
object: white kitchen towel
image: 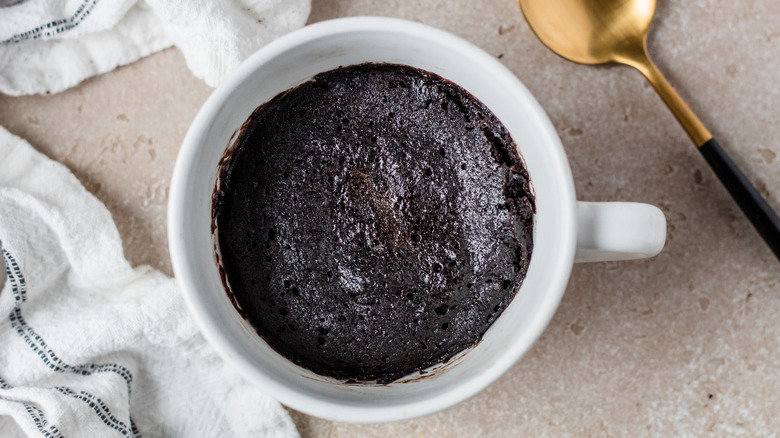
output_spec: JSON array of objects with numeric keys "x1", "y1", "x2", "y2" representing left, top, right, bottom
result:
[
  {"x1": 0, "y1": 0, "x2": 311, "y2": 96},
  {"x1": 0, "y1": 126, "x2": 300, "y2": 436}
]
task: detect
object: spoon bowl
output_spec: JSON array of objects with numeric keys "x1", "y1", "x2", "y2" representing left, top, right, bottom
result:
[{"x1": 519, "y1": 0, "x2": 656, "y2": 65}]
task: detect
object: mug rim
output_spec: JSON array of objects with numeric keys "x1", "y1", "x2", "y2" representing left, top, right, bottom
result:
[{"x1": 168, "y1": 16, "x2": 577, "y2": 422}]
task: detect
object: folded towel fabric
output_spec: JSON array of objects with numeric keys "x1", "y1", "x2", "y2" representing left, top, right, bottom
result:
[
  {"x1": 0, "y1": 0, "x2": 311, "y2": 95},
  {"x1": 0, "y1": 126, "x2": 300, "y2": 437}
]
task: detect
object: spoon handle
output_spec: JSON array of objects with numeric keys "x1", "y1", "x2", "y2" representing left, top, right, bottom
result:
[
  {"x1": 698, "y1": 138, "x2": 780, "y2": 259},
  {"x1": 629, "y1": 53, "x2": 780, "y2": 259}
]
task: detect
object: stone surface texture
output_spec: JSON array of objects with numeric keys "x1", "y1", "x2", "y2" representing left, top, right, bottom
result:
[{"x1": 1, "y1": 0, "x2": 779, "y2": 436}]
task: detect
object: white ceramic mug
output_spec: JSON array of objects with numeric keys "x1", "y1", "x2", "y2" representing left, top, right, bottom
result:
[{"x1": 168, "y1": 17, "x2": 666, "y2": 423}]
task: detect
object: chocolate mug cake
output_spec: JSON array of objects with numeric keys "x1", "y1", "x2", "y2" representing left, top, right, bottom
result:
[{"x1": 212, "y1": 63, "x2": 535, "y2": 383}]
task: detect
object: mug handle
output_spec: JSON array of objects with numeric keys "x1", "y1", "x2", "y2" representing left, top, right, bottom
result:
[{"x1": 575, "y1": 201, "x2": 667, "y2": 263}]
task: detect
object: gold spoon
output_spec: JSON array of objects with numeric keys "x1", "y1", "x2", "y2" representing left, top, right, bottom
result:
[{"x1": 518, "y1": 0, "x2": 780, "y2": 259}]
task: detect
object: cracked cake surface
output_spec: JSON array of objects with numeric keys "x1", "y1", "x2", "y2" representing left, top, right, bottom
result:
[{"x1": 212, "y1": 63, "x2": 535, "y2": 382}]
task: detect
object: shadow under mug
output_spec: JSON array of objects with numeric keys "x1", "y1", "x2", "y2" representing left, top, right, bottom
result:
[{"x1": 168, "y1": 17, "x2": 666, "y2": 423}]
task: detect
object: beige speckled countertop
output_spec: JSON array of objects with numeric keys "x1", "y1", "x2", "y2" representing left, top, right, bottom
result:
[{"x1": 2, "y1": 0, "x2": 780, "y2": 436}]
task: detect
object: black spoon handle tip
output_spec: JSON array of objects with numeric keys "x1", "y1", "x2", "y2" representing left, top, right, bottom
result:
[{"x1": 698, "y1": 138, "x2": 780, "y2": 260}]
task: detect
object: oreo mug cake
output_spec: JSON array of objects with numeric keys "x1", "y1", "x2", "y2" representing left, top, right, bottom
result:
[
  {"x1": 212, "y1": 63, "x2": 535, "y2": 382},
  {"x1": 170, "y1": 17, "x2": 666, "y2": 422}
]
